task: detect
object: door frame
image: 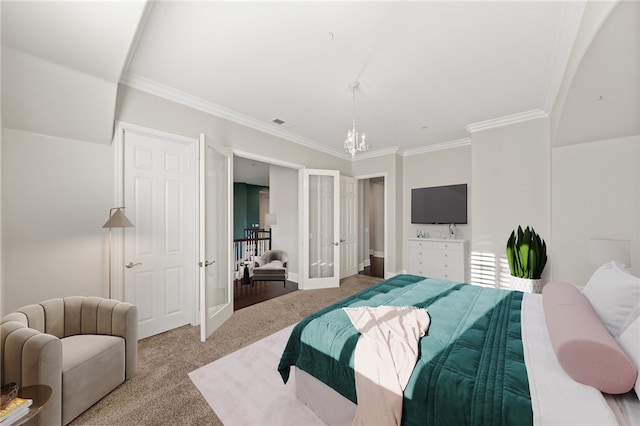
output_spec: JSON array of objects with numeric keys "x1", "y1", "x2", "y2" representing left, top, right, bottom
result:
[
  {"x1": 231, "y1": 148, "x2": 304, "y2": 281},
  {"x1": 354, "y1": 172, "x2": 388, "y2": 279},
  {"x1": 113, "y1": 121, "x2": 199, "y2": 325}
]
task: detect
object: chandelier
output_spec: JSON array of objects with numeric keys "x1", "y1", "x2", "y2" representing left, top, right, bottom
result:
[{"x1": 344, "y1": 81, "x2": 370, "y2": 158}]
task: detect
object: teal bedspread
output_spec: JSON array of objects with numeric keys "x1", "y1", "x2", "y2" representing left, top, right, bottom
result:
[{"x1": 278, "y1": 274, "x2": 532, "y2": 425}]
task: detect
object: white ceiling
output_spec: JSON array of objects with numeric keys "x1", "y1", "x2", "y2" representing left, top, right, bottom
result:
[{"x1": 122, "y1": 1, "x2": 587, "y2": 158}]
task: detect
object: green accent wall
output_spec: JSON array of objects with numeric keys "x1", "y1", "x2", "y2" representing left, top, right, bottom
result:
[{"x1": 234, "y1": 183, "x2": 269, "y2": 239}]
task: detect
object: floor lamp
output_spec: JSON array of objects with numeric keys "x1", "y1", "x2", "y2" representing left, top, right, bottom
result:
[{"x1": 103, "y1": 207, "x2": 134, "y2": 299}]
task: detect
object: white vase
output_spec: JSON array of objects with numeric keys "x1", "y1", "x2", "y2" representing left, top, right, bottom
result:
[{"x1": 510, "y1": 276, "x2": 543, "y2": 293}]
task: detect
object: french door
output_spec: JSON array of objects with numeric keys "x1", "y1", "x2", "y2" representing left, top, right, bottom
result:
[
  {"x1": 199, "y1": 134, "x2": 233, "y2": 341},
  {"x1": 300, "y1": 169, "x2": 340, "y2": 289}
]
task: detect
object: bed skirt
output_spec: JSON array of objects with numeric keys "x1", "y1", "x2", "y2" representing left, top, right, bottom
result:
[{"x1": 296, "y1": 368, "x2": 356, "y2": 426}]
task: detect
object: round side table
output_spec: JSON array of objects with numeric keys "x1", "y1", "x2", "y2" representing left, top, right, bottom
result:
[{"x1": 10, "y1": 385, "x2": 52, "y2": 426}]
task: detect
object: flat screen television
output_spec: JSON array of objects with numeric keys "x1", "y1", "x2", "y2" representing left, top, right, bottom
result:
[{"x1": 411, "y1": 184, "x2": 467, "y2": 224}]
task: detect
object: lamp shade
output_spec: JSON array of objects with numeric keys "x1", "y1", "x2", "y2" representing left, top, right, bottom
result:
[
  {"x1": 103, "y1": 208, "x2": 134, "y2": 228},
  {"x1": 588, "y1": 238, "x2": 631, "y2": 267},
  {"x1": 264, "y1": 213, "x2": 277, "y2": 227}
]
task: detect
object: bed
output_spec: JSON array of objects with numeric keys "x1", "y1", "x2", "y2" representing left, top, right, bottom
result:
[{"x1": 278, "y1": 267, "x2": 640, "y2": 425}]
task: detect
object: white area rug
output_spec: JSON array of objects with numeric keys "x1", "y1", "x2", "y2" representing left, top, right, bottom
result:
[{"x1": 189, "y1": 325, "x2": 326, "y2": 426}]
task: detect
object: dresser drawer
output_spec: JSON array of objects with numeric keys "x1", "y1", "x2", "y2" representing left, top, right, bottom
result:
[
  {"x1": 406, "y1": 238, "x2": 467, "y2": 282},
  {"x1": 407, "y1": 240, "x2": 433, "y2": 250}
]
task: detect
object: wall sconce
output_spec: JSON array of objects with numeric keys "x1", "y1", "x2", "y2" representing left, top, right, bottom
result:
[
  {"x1": 588, "y1": 238, "x2": 631, "y2": 268},
  {"x1": 103, "y1": 207, "x2": 134, "y2": 299}
]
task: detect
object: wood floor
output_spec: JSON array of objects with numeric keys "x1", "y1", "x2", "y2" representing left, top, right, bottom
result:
[
  {"x1": 233, "y1": 279, "x2": 298, "y2": 310},
  {"x1": 233, "y1": 256, "x2": 384, "y2": 310},
  {"x1": 360, "y1": 255, "x2": 384, "y2": 279}
]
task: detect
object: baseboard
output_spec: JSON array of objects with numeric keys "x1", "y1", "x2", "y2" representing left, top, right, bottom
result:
[
  {"x1": 288, "y1": 272, "x2": 299, "y2": 283},
  {"x1": 372, "y1": 251, "x2": 384, "y2": 258}
]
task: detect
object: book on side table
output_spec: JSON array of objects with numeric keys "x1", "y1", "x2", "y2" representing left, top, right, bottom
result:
[{"x1": 0, "y1": 397, "x2": 33, "y2": 425}]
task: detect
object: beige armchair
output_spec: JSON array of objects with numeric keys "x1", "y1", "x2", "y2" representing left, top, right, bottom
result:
[
  {"x1": 1, "y1": 297, "x2": 137, "y2": 425},
  {"x1": 252, "y1": 249, "x2": 288, "y2": 287}
]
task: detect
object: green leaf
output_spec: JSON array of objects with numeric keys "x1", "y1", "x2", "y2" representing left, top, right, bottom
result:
[
  {"x1": 506, "y1": 231, "x2": 516, "y2": 275},
  {"x1": 519, "y1": 227, "x2": 531, "y2": 274},
  {"x1": 529, "y1": 248, "x2": 537, "y2": 279}
]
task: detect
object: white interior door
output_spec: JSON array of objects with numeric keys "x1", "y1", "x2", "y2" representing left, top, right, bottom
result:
[
  {"x1": 122, "y1": 127, "x2": 197, "y2": 339},
  {"x1": 199, "y1": 134, "x2": 233, "y2": 342},
  {"x1": 300, "y1": 169, "x2": 340, "y2": 289},
  {"x1": 340, "y1": 175, "x2": 358, "y2": 278}
]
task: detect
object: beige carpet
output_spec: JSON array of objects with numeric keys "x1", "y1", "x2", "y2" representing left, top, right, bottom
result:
[
  {"x1": 70, "y1": 274, "x2": 381, "y2": 425},
  {"x1": 189, "y1": 324, "x2": 326, "y2": 426}
]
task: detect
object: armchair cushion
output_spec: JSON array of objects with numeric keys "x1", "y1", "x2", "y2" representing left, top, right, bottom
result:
[{"x1": 61, "y1": 335, "x2": 125, "y2": 424}]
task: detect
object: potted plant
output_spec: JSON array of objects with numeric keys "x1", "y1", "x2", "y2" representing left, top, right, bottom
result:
[{"x1": 506, "y1": 226, "x2": 547, "y2": 293}]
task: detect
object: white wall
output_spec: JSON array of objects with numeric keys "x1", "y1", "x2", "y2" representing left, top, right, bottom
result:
[
  {"x1": 550, "y1": 1, "x2": 639, "y2": 285},
  {"x1": 269, "y1": 164, "x2": 299, "y2": 281},
  {"x1": 2, "y1": 128, "x2": 113, "y2": 311},
  {"x1": 470, "y1": 117, "x2": 551, "y2": 288},
  {"x1": 552, "y1": 135, "x2": 640, "y2": 284},
  {"x1": 0, "y1": 1, "x2": 3, "y2": 314},
  {"x1": 369, "y1": 179, "x2": 385, "y2": 257},
  {"x1": 403, "y1": 145, "x2": 472, "y2": 243}
]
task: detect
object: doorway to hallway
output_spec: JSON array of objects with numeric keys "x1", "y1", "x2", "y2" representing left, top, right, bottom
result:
[{"x1": 359, "y1": 255, "x2": 384, "y2": 278}]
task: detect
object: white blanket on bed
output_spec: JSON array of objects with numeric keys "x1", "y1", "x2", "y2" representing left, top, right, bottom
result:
[{"x1": 343, "y1": 306, "x2": 430, "y2": 426}]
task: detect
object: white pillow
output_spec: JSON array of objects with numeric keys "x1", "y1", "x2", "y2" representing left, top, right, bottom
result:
[
  {"x1": 582, "y1": 261, "x2": 640, "y2": 338},
  {"x1": 617, "y1": 316, "x2": 640, "y2": 399}
]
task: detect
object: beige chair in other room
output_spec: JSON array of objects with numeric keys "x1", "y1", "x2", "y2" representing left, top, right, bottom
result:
[
  {"x1": 1, "y1": 297, "x2": 137, "y2": 425},
  {"x1": 252, "y1": 249, "x2": 288, "y2": 287}
]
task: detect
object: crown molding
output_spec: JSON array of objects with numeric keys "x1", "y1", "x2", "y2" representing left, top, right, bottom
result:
[
  {"x1": 464, "y1": 109, "x2": 548, "y2": 134},
  {"x1": 119, "y1": 72, "x2": 348, "y2": 159},
  {"x1": 402, "y1": 138, "x2": 471, "y2": 157},
  {"x1": 350, "y1": 146, "x2": 401, "y2": 161}
]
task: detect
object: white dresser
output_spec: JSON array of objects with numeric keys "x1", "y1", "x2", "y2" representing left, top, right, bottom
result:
[{"x1": 406, "y1": 238, "x2": 467, "y2": 282}]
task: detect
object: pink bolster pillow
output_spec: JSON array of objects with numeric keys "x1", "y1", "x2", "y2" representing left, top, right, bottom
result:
[{"x1": 542, "y1": 281, "x2": 637, "y2": 394}]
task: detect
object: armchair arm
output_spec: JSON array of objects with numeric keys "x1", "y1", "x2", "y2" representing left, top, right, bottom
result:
[
  {"x1": 1, "y1": 321, "x2": 62, "y2": 425},
  {"x1": 111, "y1": 302, "x2": 138, "y2": 379},
  {"x1": 92, "y1": 298, "x2": 138, "y2": 379}
]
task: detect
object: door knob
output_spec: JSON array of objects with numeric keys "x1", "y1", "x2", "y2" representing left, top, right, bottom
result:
[
  {"x1": 199, "y1": 260, "x2": 215, "y2": 267},
  {"x1": 125, "y1": 262, "x2": 142, "y2": 269}
]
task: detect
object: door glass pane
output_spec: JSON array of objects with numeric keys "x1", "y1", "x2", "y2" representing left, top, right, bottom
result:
[
  {"x1": 207, "y1": 146, "x2": 229, "y2": 314},
  {"x1": 308, "y1": 174, "x2": 334, "y2": 279}
]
